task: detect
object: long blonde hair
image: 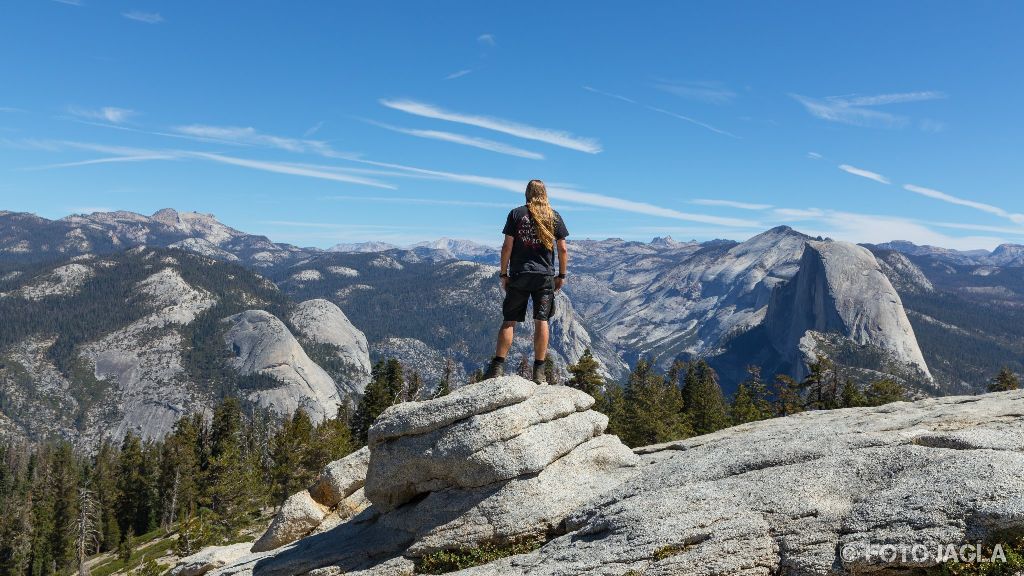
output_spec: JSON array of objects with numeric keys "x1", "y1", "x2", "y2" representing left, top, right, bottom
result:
[{"x1": 525, "y1": 179, "x2": 556, "y2": 250}]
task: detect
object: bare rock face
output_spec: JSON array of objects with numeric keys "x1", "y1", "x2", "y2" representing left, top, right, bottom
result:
[
  {"x1": 222, "y1": 310, "x2": 344, "y2": 423},
  {"x1": 766, "y1": 240, "x2": 932, "y2": 381},
  {"x1": 288, "y1": 299, "x2": 371, "y2": 395},
  {"x1": 455, "y1": 390, "x2": 1024, "y2": 576},
  {"x1": 171, "y1": 542, "x2": 254, "y2": 576}
]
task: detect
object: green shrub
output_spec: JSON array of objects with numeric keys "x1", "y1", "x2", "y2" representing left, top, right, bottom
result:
[{"x1": 415, "y1": 537, "x2": 545, "y2": 574}]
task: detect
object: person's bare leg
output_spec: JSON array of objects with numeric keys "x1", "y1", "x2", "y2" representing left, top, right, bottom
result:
[
  {"x1": 495, "y1": 321, "x2": 515, "y2": 358},
  {"x1": 533, "y1": 320, "x2": 549, "y2": 362}
]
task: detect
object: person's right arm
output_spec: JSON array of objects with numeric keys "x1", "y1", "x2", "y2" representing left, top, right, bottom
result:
[{"x1": 500, "y1": 234, "x2": 514, "y2": 290}]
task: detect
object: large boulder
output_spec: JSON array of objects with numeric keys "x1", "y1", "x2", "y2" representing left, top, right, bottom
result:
[
  {"x1": 365, "y1": 377, "x2": 607, "y2": 511},
  {"x1": 252, "y1": 447, "x2": 370, "y2": 552}
]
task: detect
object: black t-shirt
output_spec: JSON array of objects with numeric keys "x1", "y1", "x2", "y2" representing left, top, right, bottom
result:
[{"x1": 502, "y1": 205, "x2": 569, "y2": 275}]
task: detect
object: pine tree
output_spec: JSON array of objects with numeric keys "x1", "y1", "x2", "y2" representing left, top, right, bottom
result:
[
  {"x1": 989, "y1": 367, "x2": 1021, "y2": 392},
  {"x1": 620, "y1": 359, "x2": 691, "y2": 447},
  {"x1": 567, "y1": 349, "x2": 604, "y2": 396},
  {"x1": 72, "y1": 484, "x2": 100, "y2": 576},
  {"x1": 351, "y1": 359, "x2": 406, "y2": 444},
  {"x1": 771, "y1": 374, "x2": 804, "y2": 416},
  {"x1": 596, "y1": 384, "x2": 628, "y2": 439},
  {"x1": 206, "y1": 397, "x2": 257, "y2": 536},
  {"x1": 91, "y1": 441, "x2": 121, "y2": 552},
  {"x1": 405, "y1": 371, "x2": 424, "y2": 401},
  {"x1": 116, "y1": 432, "x2": 155, "y2": 539},
  {"x1": 271, "y1": 409, "x2": 314, "y2": 506},
  {"x1": 802, "y1": 358, "x2": 841, "y2": 410},
  {"x1": 681, "y1": 360, "x2": 730, "y2": 435},
  {"x1": 864, "y1": 379, "x2": 907, "y2": 406},
  {"x1": 731, "y1": 366, "x2": 772, "y2": 424},
  {"x1": 839, "y1": 379, "x2": 867, "y2": 408},
  {"x1": 309, "y1": 404, "x2": 356, "y2": 472}
]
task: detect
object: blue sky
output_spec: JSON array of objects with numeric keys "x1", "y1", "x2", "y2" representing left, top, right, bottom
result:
[{"x1": 2, "y1": 1, "x2": 1023, "y2": 249}]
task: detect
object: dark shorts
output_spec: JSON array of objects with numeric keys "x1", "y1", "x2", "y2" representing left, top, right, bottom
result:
[{"x1": 502, "y1": 273, "x2": 556, "y2": 322}]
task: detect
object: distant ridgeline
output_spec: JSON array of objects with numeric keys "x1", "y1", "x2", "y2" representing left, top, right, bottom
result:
[{"x1": 1, "y1": 209, "x2": 1024, "y2": 446}]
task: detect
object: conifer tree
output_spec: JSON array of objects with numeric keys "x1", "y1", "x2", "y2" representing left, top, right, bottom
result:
[
  {"x1": 206, "y1": 397, "x2": 257, "y2": 535},
  {"x1": 271, "y1": 409, "x2": 314, "y2": 506},
  {"x1": 351, "y1": 359, "x2": 406, "y2": 444},
  {"x1": 802, "y1": 358, "x2": 841, "y2": 410},
  {"x1": 567, "y1": 349, "x2": 604, "y2": 396},
  {"x1": 771, "y1": 374, "x2": 804, "y2": 416},
  {"x1": 682, "y1": 360, "x2": 730, "y2": 435},
  {"x1": 308, "y1": 404, "x2": 355, "y2": 473},
  {"x1": 621, "y1": 359, "x2": 691, "y2": 447},
  {"x1": 596, "y1": 384, "x2": 628, "y2": 439},
  {"x1": 989, "y1": 367, "x2": 1021, "y2": 392},
  {"x1": 839, "y1": 379, "x2": 867, "y2": 408},
  {"x1": 116, "y1": 432, "x2": 155, "y2": 538},
  {"x1": 864, "y1": 378, "x2": 907, "y2": 406},
  {"x1": 731, "y1": 366, "x2": 772, "y2": 424},
  {"x1": 405, "y1": 371, "x2": 424, "y2": 401}
]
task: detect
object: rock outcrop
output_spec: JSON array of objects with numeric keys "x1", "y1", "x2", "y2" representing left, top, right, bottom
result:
[
  {"x1": 206, "y1": 377, "x2": 637, "y2": 576},
  {"x1": 288, "y1": 299, "x2": 371, "y2": 395},
  {"x1": 766, "y1": 240, "x2": 932, "y2": 381},
  {"x1": 196, "y1": 384, "x2": 1024, "y2": 576},
  {"x1": 223, "y1": 310, "x2": 345, "y2": 423}
]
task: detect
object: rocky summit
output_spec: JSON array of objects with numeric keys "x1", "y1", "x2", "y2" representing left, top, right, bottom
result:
[{"x1": 176, "y1": 379, "x2": 1024, "y2": 576}]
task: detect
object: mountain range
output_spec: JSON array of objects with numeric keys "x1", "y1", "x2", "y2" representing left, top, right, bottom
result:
[{"x1": 2, "y1": 208, "x2": 1023, "y2": 445}]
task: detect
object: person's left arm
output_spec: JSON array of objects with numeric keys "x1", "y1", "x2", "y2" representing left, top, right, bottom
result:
[
  {"x1": 554, "y1": 213, "x2": 569, "y2": 291},
  {"x1": 555, "y1": 238, "x2": 568, "y2": 291}
]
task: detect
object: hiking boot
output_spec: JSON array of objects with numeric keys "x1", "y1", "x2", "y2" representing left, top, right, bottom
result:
[
  {"x1": 532, "y1": 364, "x2": 548, "y2": 385},
  {"x1": 483, "y1": 359, "x2": 505, "y2": 379}
]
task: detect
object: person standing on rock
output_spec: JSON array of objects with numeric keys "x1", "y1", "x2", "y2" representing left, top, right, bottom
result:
[{"x1": 484, "y1": 179, "x2": 569, "y2": 384}]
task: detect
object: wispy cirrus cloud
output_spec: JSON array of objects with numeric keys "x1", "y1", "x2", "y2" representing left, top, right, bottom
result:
[
  {"x1": 171, "y1": 124, "x2": 346, "y2": 156},
  {"x1": 68, "y1": 106, "x2": 138, "y2": 124},
  {"x1": 379, "y1": 99, "x2": 601, "y2": 154},
  {"x1": 904, "y1": 184, "x2": 1024, "y2": 224},
  {"x1": 365, "y1": 120, "x2": 543, "y2": 160},
  {"x1": 477, "y1": 34, "x2": 496, "y2": 47},
  {"x1": 52, "y1": 0, "x2": 83, "y2": 5},
  {"x1": 691, "y1": 198, "x2": 773, "y2": 210},
  {"x1": 792, "y1": 91, "x2": 946, "y2": 129},
  {"x1": 584, "y1": 86, "x2": 740, "y2": 139},
  {"x1": 445, "y1": 69, "x2": 473, "y2": 80},
  {"x1": 838, "y1": 164, "x2": 890, "y2": 185},
  {"x1": 325, "y1": 195, "x2": 511, "y2": 209},
  {"x1": 655, "y1": 80, "x2": 736, "y2": 105},
  {"x1": 186, "y1": 152, "x2": 396, "y2": 189},
  {"x1": 122, "y1": 10, "x2": 163, "y2": 23},
  {"x1": 303, "y1": 121, "x2": 324, "y2": 137}
]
